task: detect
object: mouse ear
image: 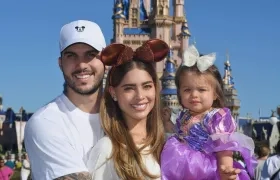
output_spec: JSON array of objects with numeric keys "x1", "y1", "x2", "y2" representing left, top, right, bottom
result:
[
  {"x1": 101, "y1": 44, "x2": 134, "y2": 66},
  {"x1": 134, "y1": 39, "x2": 169, "y2": 62}
]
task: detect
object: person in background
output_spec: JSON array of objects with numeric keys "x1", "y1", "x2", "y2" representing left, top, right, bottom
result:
[
  {"x1": 20, "y1": 153, "x2": 30, "y2": 180},
  {"x1": 254, "y1": 143, "x2": 270, "y2": 180},
  {"x1": 261, "y1": 140, "x2": 280, "y2": 180},
  {"x1": 162, "y1": 106, "x2": 175, "y2": 134},
  {"x1": 14, "y1": 155, "x2": 22, "y2": 170},
  {"x1": 4, "y1": 155, "x2": 15, "y2": 170},
  {"x1": 0, "y1": 158, "x2": 13, "y2": 180}
]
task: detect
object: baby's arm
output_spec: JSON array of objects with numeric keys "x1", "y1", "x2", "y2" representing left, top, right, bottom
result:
[
  {"x1": 207, "y1": 108, "x2": 241, "y2": 179},
  {"x1": 217, "y1": 150, "x2": 233, "y2": 167},
  {"x1": 217, "y1": 151, "x2": 239, "y2": 179}
]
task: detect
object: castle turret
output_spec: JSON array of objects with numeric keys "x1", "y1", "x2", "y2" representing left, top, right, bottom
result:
[
  {"x1": 112, "y1": 0, "x2": 126, "y2": 43},
  {"x1": 223, "y1": 54, "x2": 235, "y2": 89},
  {"x1": 160, "y1": 47, "x2": 180, "y2": 110},
  {"x1": 149, "y1": 0, "x2": 173, "y2": 76},
  {"x1": 171, "y1": 0, "x2": 190, "y2": 66},
  {"x1": 172, "y1": 0, "x2": 186, "y2": 42},
  {"x1": 179, "y1": 16, "x2": 191, "y2": 59},
  {"x1": 222, "y1": 52, "x2": 240, "y2": 121}
]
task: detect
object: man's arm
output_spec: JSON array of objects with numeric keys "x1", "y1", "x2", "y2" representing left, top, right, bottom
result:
[{"x1": 55, "y1": 172, "x2": 92, "y2": 180}]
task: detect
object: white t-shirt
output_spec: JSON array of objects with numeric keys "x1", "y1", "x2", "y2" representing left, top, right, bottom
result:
[
  {"x1": 24, "y1": 94, "x2": 103, "y2": 180},
  {"x1": 261, "y1": 155, "x2": 280, "y2": 180},
  {"x1": 86, "y1": 136, "x2": 161, "y2": 180}
]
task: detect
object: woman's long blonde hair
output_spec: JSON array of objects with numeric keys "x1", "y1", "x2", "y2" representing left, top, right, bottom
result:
[{"x1": 100, "y1": 60, "x2": 165, "y2": 180}]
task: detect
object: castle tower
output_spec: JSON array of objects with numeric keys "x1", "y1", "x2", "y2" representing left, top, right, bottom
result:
[
  {"x1": 172, "y1": 1, "x2": 190, "y2": 62},
  {"x1": 111, "y1": 0, "x2": 190, "y2": 77},
  {"x1": 149, "y1": 0, "x2": 173, "y2": 76},
  {"x1": 179, "y1": 17, "x2": 191, "y2": 55},
  {"x1": 112, "y1": 0, "x2": 126, "y2": 44},
  {"x1": 222, "y1": 53, "x2": 240, "y2": 120},
  {"x1": 160, "y1": 47, "x2": 180, "y2": 110},
  {"x1": 111, "y1": 0, "x2": 151, "y2": 49}
]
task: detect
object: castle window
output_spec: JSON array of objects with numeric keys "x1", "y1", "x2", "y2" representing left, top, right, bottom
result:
[
  {"x1": 132, "y1": 19, "x2": 137, "y2": 27},
  {"x1": 123, "y1": 40, "x2": 131, "y2": 45},
  {"x1": 159, "y1": 6, "x2": 163, "y2": 15},
  {"x1": 132, "y1": 8, "x2": 138, "y2": 18},
  {"x1": 132, "y1": 40, "x2": 141, "y2": 45}
]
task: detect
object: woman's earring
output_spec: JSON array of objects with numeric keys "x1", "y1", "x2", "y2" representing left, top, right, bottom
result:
[{"x1": 113, "y1": 96, "x2": 117, "y2": 101}]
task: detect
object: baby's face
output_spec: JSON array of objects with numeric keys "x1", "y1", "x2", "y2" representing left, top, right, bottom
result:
[{"x1": 178, "y1": 72, "x2": 217, "y2": 115}]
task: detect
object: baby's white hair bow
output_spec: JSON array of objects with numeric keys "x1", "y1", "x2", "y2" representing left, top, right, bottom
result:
[{"x1": 182, "y1": 45, "x2": 216, "y2": 72}]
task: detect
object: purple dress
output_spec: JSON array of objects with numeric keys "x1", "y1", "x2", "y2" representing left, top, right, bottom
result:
[{"x1": 161, "y1": 108, "x2": 257, "y2": 180}]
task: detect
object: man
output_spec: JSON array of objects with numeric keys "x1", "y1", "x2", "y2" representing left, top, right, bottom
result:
[
  {"x1": 24, "y1": 20, "x2": 106, "y2": 179},
  {"x1": 261, "y1": 140, "x2": 280, "y2": 180},
  {"x1": 254, "y1": 143, "x2": 270, "y2": 180}
]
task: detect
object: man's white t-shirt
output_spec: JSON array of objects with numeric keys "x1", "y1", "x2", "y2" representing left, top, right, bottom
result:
[
  {"x1": 24, "y1": 94, "x2": 103, "y2": 180},
  {"x1": 261, "y1": 155, "x2": 280, "y2": 180}
]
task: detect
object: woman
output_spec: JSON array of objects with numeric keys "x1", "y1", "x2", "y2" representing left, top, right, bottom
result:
[{"x1": 87, "y1": 39, "x2": 169, "y2": 179}]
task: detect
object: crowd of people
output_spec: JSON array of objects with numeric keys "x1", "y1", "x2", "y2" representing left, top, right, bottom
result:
[
  {"x1": 21, "y1": 19, "x2": 279, "y2": 180},
  {"x1": 0, "y1": 153, "x2": 30, "y2": 180}
]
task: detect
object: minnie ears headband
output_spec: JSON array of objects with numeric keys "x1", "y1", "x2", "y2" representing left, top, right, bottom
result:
[
  {"x1": 182, "y1": 45, "x2": 216, "y2": 72},
  {"x1": 100, "y1": 39, "x2": 170, "y2": 67}
]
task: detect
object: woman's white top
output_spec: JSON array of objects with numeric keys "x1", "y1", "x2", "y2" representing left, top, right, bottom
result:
[{"x1": 86, "y1": 136, "x2": 161, "y2": 180}]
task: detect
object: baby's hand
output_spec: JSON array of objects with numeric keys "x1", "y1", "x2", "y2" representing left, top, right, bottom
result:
[{"x1": 219, "y1": 165, "x2": 241, "y2": 180}]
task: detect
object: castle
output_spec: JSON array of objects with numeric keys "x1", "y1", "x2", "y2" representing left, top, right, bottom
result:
[{"x1": 111, "y1": 0, "x2": 240, "y2": 114}]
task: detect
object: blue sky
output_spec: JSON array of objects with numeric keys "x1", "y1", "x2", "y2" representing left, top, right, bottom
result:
[{"x1": 0, "y1": 0, "x2": 279, "y2": 118}]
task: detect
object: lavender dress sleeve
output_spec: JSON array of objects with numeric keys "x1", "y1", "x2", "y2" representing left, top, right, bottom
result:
[{"x1": 203, "y1": 108, "x2": 257, "y2": 178}]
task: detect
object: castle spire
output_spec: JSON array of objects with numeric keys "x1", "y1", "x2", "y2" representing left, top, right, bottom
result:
[
  {"x1": 160, "y1": 45, "x2": 180, "y2": 110},
  {"x1": 179, "y1": 12, "x2": 191, "y2": 60},
  {"x1": 114, "y1": 0, "x2": 126, "y2": 19},
  {"x1": 181, "y1": 13, "x2": 191, "y2": 37},
  {"x1": 223, "y1": 50, "x2": 235, "y2": 89},
  {"x1": 222, "y1": 50, "x2": 240, "y2": 120}
]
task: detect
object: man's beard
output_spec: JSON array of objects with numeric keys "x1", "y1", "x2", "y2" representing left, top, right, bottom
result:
[{"x1": 63, "y1": 71, "x2": 104, "y2": 96}]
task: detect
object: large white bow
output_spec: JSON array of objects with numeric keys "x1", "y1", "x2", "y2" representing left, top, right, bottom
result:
[{"x1": 182, "y1": 45, "x2": 216, "y2": 72}]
